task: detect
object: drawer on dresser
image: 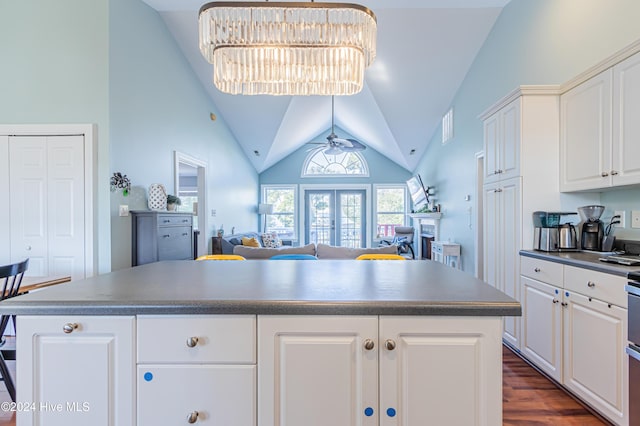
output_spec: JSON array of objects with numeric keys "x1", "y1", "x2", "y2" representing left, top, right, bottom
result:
[
  {"x1": 158, "y1": 214, "x2": 192, "y2": 227},
  {"x1": 563, "y1": 265, "x2": 627, "y2": 308},
  {"x1": 520, "y1": 256, "x2": 563, "y2": 286},
  {"x1": 157, "y1": 226, "x2": 192, "y2": 260},
  {"x1": 137, "y1": 315, "x2": 256, "y2": 364}
]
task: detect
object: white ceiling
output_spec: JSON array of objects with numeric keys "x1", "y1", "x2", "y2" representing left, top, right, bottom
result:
[{"x1": 142, "y1": 0, "x2": 511, "y2": 173}]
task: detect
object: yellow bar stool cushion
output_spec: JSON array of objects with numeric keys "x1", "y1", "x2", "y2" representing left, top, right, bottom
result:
[
  {"x1": 196, "y1": 254, "x2": 246, "y2": 261},
  {"x1": 355, "y1": 254, "x2": 406, "y2": 260}
]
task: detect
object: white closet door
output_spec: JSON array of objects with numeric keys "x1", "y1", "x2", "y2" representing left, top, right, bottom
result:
[{"x1": 9, "y1": 135, "x2": 85, "y2": 280}]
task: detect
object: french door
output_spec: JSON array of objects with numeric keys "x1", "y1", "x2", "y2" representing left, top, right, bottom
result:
[{"x1": 305, "y1": 190, "x2": 365, "y2": 248}]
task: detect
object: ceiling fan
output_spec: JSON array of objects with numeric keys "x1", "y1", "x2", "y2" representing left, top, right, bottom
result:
[{"x1": 308, "y1": 96, "x2": 367, "y2": 155}]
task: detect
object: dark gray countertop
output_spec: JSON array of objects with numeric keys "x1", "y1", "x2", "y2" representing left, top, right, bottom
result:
[
  {"x1": 520, "y1": 250, "x2": 640, "y2": 277},
  {"x1": 0, "y1": 260, "x2": 520, "y2": 317}
]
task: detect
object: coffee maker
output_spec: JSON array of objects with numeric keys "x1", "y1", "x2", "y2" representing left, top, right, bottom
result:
[{"x1": 578, "y1": 205, "x2": 605, "y2": 251}]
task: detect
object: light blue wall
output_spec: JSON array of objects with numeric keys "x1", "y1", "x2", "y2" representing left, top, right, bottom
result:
[
  {"x1": 109, "y1": 0, "x2": 258, "y2": 270},
  {"x1": 415, "y1": 0, "x2": 640, "y2": 274},
  {"x1": 260, "y1": 126, "x2": 412, "y2": 184},
  {"x1": 0, "y1": 0, "x2": 112, "y2": 274}
]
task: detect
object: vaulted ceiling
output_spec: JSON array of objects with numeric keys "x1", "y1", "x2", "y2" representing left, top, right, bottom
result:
[{"x1": 141, "y1": 0, "x2": 511, "y2": 173}]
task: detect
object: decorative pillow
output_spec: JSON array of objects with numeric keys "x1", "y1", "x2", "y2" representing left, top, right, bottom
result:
[
  {"x1": 241, "y1": 236, "x2": 261, "y2": 247},
  {"x1": 261, "y1": 232, "x2": 282, "y2": 248},
  {"x1": 228, "y1": 237, "x2": 242, "y2": 246}
]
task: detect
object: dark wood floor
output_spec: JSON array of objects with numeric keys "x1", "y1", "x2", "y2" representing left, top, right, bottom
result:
[{"x1": 0, "y1": 343, "x2": 608, "y2": 425}]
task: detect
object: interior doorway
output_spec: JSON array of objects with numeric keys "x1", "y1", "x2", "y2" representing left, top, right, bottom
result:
[
  {"x1": 304, "y1": 189, "x2": 366, "y2": 248},
  {"x1": 475, "y1": 151, "x2": 484, "y2": 280},
  {"x1": 174, "y1": 152, "x2": 207, "y2": 257}
]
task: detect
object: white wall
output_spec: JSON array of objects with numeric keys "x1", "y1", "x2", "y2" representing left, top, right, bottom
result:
[{"x1": 415, "y1": 0, "x2": 640, "y2": 274}]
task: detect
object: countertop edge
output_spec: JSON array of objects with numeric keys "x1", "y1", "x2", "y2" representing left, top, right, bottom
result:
[{"x1": 0, "y1": 300, "x2": 522, "y2": 317}]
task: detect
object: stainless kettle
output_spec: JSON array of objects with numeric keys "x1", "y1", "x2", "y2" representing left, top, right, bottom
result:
[{"x1": 558, "y1": 223, "x2": 577, "y2": 249}]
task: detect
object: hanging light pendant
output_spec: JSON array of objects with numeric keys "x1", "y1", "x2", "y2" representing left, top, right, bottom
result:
[{"x1": 198, "y1": 2, "x2": 377, "y2": 96}]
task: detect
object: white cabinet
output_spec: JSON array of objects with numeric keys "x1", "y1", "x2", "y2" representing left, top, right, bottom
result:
[
  {"x1": 563, "y1": 269, "x2": 628, "y2": 426},
  {"x1": 258, "y1": 315, "x2": 503, "y2": 426},
  {"x1": 137, "y1": 315, "x2": 256, "y2": 426},
  {"x1": 483, "y1": 97, "x2": 520, "y2": 184},
  {"x1": 520, "y1": 271, "x2": 564, "y2": 382},
  {"x1": 560, "y1": 69, "x2": 612, "y2": 191},
  {"x1": 16, "y1": 316, "x2": 135, "y2": 426},
  {"x1": 518, "y1": 257, "x2": 629, "y2": 425},
  {"x1": 379, "y1": 317, "x2": 502, "y2": 426},
  {"x1": 258, "y1": 316, "x2": 378, "y2": 426},
  {"x1": 560, "y1": 50, "x2": 640, "y2": 191},
  {"x1": 483, "y1": 177, "x2": 521, "y2": 348}
]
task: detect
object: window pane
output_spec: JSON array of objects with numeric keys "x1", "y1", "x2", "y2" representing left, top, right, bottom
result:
[
  {"x1": 375, "y1": 187, "x2": 406, "y2": 239},
  {"x1": 265, "y1": 187, "x2": 295, "y2": 239}
]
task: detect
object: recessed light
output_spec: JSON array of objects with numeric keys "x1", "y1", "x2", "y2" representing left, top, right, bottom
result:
[
  {"x1": 410, "y1": 149, "x2": 416, "y2": 155},
  {"x1": 253, "y1": 150, "x2": 260, "y2": 156},
  {"x1": 210, "y1": 113, "x2": 217, "y2": 121}
]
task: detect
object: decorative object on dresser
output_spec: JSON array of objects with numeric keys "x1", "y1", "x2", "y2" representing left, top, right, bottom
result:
[
  {"x1": 166, "y1": 194, "x2": 181, "y2": 211},
  {"x1": 147, "y1": 183, "x2": 168, "y2": 211},
  {"x1": 130, "y1": 210, "x2": 194, "y2": 266}
]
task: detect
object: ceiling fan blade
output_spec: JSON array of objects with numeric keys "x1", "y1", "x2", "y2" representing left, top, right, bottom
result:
[
  {"x1": 340, "y1": 139, "x2": 366, "y2": 151},
  {"x1": 324, "y1": 146, "x2": 343, "y2": 155},
  {"x1": 332, "y1": 137, "x2": 353, "y2": 147}
]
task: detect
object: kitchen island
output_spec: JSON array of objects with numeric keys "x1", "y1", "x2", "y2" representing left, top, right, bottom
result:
[{"x1": 0, "y1": 260, "x2": 520, "y2": 426}]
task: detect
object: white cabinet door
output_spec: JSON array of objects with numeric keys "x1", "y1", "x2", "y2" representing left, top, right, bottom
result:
[
  {"x1": 520, "y1": 276, "x2": 563, "y2": 382},
  {"x1": 258, "y1": 316, "x2": 378, "y2": 426},
  {"x1": 563, "y1": 291, "x2": 628, "y2": 425},
  {"x1": 483, "y1": 178, "x2": 521, "y2": 349},
  {"x1": 379, "y1": 316, "x2": 503, "y2": 426},
  {"x1": 612, "y1": 51, "x2": 640, "y2": 186},
  {"x1": 483, "y1": 98, "x2": 520, "y2": 184},
  {"x1": 16, "y1": 316, "x2": 135, "y2": 426},
  {"x1": 560, "y1": 69, "x2": 613, "y2": 191},
  {"x1": 137, "y1": 365, "x2": 255, "y2": 426}
]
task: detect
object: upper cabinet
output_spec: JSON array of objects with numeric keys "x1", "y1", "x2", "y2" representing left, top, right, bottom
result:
[
  {"x1": 560, "y1": 50, "x2": 640, "y2": 192},
  {"x1": 483, "y1": 98, "x2": 521, "y2": 184}
]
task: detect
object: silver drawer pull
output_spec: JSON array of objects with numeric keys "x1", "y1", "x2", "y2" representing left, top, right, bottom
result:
[
  {"x1": 186, "y1": 337, "x2": 199, "y2": 348},
  {"x1": 182, "y1": 233, "x2": 189, "y2": 236},
  {"x1": 552, "y1": 299, "x2": 559, "y2": 304},
  {"x1": 163, "y1": 219, "x2": 171, "y2": 223},
  {"x1": 162, "y1": 234, "x2": 170, "y2": 238},
  {"x1": 63, "y1": 323, "x2": 78, "y2": 334},
  {"x1": 611, "y1": 170, "x2": 618, "y2": 176},
  {"x1": 587, "y1": 281, "x2": 596, "y2": 288},
  {"x1": 187, "y1": 411, "x2": 199, "y2": 423},
  {"x1": 601, "y1": 172, "x2": 609, "y2": 177},
  {"x1": 363, "y1": 339, "x2": 375, "y2": 351},
  {"x1": 534, "y1": 268, "x2": 541, "y2": 273}
]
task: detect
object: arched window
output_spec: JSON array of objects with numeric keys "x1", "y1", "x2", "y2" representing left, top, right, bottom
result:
[{"x1": 302, "y1": 148, "x2": 369, "y2": 177}]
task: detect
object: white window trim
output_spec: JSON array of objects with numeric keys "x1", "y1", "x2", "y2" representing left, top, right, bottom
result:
[
  {"x1": 299, "y1": 183, "x2": 372, "y2": 247},
  {"x1": 372, "y1": 184, "x2": 409, "y2": 244},
  {"x1": 301, "y1": 147, "x2": 370, "y2": 178},
  {"x1": 261, "y1": 184, "x2": 299, "y2": 242}
]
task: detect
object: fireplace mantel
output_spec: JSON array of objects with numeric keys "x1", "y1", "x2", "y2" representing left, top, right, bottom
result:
[{"x1": 409, "y1": 213, "x2": 442, "y2": 259}]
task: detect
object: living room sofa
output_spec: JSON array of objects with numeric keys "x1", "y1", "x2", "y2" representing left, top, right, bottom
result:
[{"x1": 232, "y1": 242, "x2": 399, "y2": 259}]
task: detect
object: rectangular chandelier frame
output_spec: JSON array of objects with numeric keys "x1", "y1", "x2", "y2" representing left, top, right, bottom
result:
[{"x1": 199, "y1": 2, "x2": 377, "y2": 96}]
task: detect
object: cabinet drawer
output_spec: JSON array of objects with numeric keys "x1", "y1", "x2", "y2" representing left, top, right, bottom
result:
[
  {"x1": 137, "y1": 315, "x2": 256, "y2": 364},
  {"x1": 520, "y1": 256, "x2": 563, "y2": 286},
  {"x1": 157, "y1": 226, "x2": 192, "y2": 260},
  {"x1": 564, "y1": 265, "x2": 627, "y2": 308},
  {"x1": 158, "y1": 214, "x2": 192, "y2": 227},
  {"x1": 138, "y1": 365, "x2": 256, "y2": 426}
]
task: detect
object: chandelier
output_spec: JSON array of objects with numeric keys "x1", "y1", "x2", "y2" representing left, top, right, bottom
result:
[{"x1": 198, "y1": 2, "x2": 377, "y2": 96}]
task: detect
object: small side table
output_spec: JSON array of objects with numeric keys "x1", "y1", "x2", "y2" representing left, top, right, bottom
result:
[
  {"x1": 431, "y1": 241, "x2": 461, "y2": 269},
  {"x1": 211, "y1": 236, "x2": 223, "y2": 255}
]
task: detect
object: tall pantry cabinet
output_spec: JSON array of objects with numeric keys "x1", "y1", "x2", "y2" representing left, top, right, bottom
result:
[{"x1": 480, "y1": 88, "x2": 562, "y2": 350}]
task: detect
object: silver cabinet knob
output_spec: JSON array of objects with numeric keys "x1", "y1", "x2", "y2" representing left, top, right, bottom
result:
[
  {"x1": 601, "y1": 172, "x2": 609, "y2": 177},
  {"x1": 363, "y1": 339, "x2": 375, "y2": 351},
  {"x1": 385, "y1": 339, "x2": 396, "y2": 351},
  {"x1": 587, "y1": 281, "x2": 596, "y2": 288},
  {"x1": 534, "y1": 268, "x2": 541, "y2": 273},
  {"x1": 187, "y1": 411, "x2": 199, "y2": 423},
  {"x1": 186, "y1": 337, "x2": 199, "y2": 348},
  {"x1": 26, "y1": 245, "x2": 32, "y2": 251},
  {"x1": 552, "y1": 299, "x2": 559, "y2": 304},
  {"x1": 63, "y1": 323, "x2": 78, "y2": 334},
  {"x1": 611, "y1": 170, "x2": 619, "y2": 176}
]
